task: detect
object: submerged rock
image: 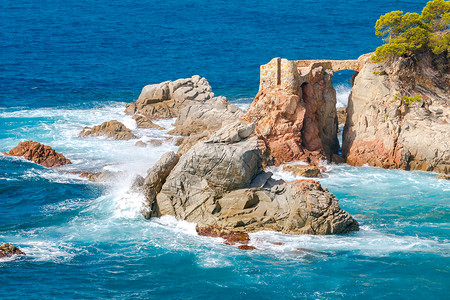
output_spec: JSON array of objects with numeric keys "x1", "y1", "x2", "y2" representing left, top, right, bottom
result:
[
  {"x1": 79, "y1": 120, "x2": 137, "y2": 140},
  {"x1": 3, "y1": 141, "x2": 71, "y2": 168},
  {"x1": 343, "y1": 52, "x2": 450, "y2": 174},
  {"x1": 0, "y1": 243, "x2": 26, "y2": 259}
]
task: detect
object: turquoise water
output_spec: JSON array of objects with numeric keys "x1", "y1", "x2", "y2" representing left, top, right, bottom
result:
[{"x1": 1, "y1": 1, "x2": 449, "y2": 299}]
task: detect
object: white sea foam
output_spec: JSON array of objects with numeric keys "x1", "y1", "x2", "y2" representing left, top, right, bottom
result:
[{"x1": 335, "y1": 84, "x2": 352, "y2": 108}]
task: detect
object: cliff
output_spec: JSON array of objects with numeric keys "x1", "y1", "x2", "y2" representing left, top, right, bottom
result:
[
  {"x1": 343, "y1": 52, "x2": 450, "y2": 174},
  {"x1": 243, "y1": 55, "x2": 369, "y2": 166}
]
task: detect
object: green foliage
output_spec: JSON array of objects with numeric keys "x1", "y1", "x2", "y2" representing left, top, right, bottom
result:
[
  {"x1": 372, "y1": 0, "x2": 450, "y2": 62},
  {"x1": 372, "y1": 70, "x2": 386, "y2": 75},
  {"x1": 394, "y1": 93, "x2": 422, "y2": 105},
  {"x1": 430, "y1": 31, "x2": 450, "y2": 57}
]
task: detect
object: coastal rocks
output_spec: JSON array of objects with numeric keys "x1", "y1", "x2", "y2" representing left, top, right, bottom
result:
[
  {"x1": 132, "y1": 115, "x2": 164, "y2": 129},
  {"x1": 436, "y1": 174, "x2": 450, "y2": 180},
  {"x1": 168, "y1": 96, "x2": 242, "y2": 137},
  {"x1": 139, "y1": 151, "x2": 180, "y2": 219},
  {"x1": 166, "y1": 95, "x2": 243, "y2": 155},
  {"x1": 79, "y1": 120, "x2": 137, "y2": 140},
  {"x1": 125, "y1": 75, "x2": 214, "y2": 119},
  {"x1": 336, "y1": 107, "x2": 347, "y2": 125},
  {"x1": 0, "y1": 243, "x2": 26, "y2": 259},
  {"x1": 141, "y1": 123, "x2": 359, "y2": 236},
  {"x1": 282, "y1": 164, "x2": 322, "y2": 178},
  {"x1": 3, "y1": 141, "x2": 71, "y2": 168},
  {"x1": 343, "y1": 52, "x2": 450, "y2": 173},
  {"x1": 242, "y1": 57, "x2": 339, "y2": 166}
]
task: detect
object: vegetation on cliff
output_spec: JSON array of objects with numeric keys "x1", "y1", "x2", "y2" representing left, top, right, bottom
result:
[{"x1": 372, "y1": 0, "x2": 450, "y2": 62}]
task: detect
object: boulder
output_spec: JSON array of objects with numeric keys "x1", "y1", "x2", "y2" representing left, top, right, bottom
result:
[
  {"x1": 143, "y1": 123, "x2": 359, "y2": 236},
  {"x1": 336, "y1": 107, "x2": 347, "y2": 125},
  {"x1": 3, "y1": 141, "x2": 71, "y2": 168},
  {"x1": 132, "y1": 115, "x2": 165, "y2": 129},
  {"x1": 125, "y1": 75, "x2": 215, "y2": 119},
  {"x1": 0, "y1": 243, "x2": 26, "y2": 259},
  {"x1": 137, "y1": 151, "x2": 180, "y2": 219},
  {"x1": 79, "y1": 120, "x2": 137, "y2": 140},
  {"x1": 282, "y1": 164, "x2": 322, "y2": 178},
  {"x1": 166, "y1": 96, "x2": 243, "y2": 154},
  {"x1": 343, "y1": 52, "x2": 450, "y2": 173},
  {"x1": 168, "y1": 96, "x2": 242, "y2": 137},
  {"x1": 242, "y1": 57, "x2": 339, "y2": 166},
  {"x1": 436, "y1": 174, "x2": 450, "y2": 180}
]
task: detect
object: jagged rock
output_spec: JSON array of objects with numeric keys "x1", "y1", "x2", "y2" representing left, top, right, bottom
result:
[
  {"x1": 3, "y1": 141, "x2": 71, "y2": 168},
  {"x1": 343, "y1": 52, "x2": 450, "y2": 173},
  {"x1": 238, "y1": 245, "x2": 257, "y2": 250},
  {"x1": 139, "y1": 151, "x2": 180, "y2": 219},
  {"x1": 242, "y1": 57, "x2": 340, "y2": 166},
  {"x1": 168, "y1": 96, "x2": 242, "y2": 137},
  {"x1": 336, "y1": 107, "x2": 347, "y2": 125},
  {"x1": 331, "y1": 154, "x2": 346, "y2": 164},
  {"x1": 125, "y1": 75, "x2": 215, "y2": 119},
  {"x1": 144, "y1": 124, "x2": 358, "y2": 235},
  {"x1": 282, "y1": 164, "x2": 322, "y2": 178},
  {"x1": 196, "y1": 227, "x2": 250, "y2": 245},
  {"x1": 132, "y1": 115, "x2": 165, "y2": 129},
  {"x1": 176, "y1": 131, "x2": 210, "y2": 156},
  {"x1": 79, "y1": 120, "x2": 137, "y2": 140},
  {"x1": 0, "y1": 243, "x2": 26, "y2": 259},
  {"x1": 436, "y1": 174, "x2": 450, "y2": 180}
]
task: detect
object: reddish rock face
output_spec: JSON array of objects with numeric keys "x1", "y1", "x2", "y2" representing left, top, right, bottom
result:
[
  {"x1": 196, "y1": 227, "x2": 250, "y2": 245},
  {"x1": 343, "y1": 53, "x2": 450, "y2": 174},
  {"x1": 243, "y1": 58, "x2": 339, "y2": 166},
  {"x1": 4, "y1": 141, "x2": 71, "y2": 168}
]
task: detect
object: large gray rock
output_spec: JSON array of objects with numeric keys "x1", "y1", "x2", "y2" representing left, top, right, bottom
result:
[
  {"x1": 343, "y1": 52, "x2": 450, "y2": 174},
  {"x1": 139, "y1": 151, "x2": 180, "y2": 219},
  {"x1": 168, "y1": 96, "x2": 242, "y2": 136},
  {"x1": 142, "y1": 123, "x2": 359, "y2": 235},
  {"x1": 125, "y1": 75, "x2": 215, "y2": 119}
]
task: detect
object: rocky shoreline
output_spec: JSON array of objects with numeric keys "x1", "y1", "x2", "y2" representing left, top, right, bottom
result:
[{"x1": 3, "y1": 50, "x2": 448, "y2": 249}]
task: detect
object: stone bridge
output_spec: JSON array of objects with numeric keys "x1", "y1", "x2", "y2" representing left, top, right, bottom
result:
[
  {"x1": 294, "y1": 59, "x2": 363, "y2": 72},
  {"x1": 259, "y1": 54, "x2": 371, "y2": 93}
]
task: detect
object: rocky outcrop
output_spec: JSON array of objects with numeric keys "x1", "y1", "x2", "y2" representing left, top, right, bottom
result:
[
  {"x1": 166, "y1": 95, "x2": 243, "y2": 155},
  {"x1": 0, "y1": 243, "x2": 26, "y2": 259},
  {"x1": 336, "y1": 107, "x2": 347, "y2": 125},
  {"x1": 282, "y1": 164, "x2": 322, "y2": 178},
  {"x1": 138, "y1": 121, "x2": 359, "y2": 236},
  {"x1": 125, "y1": 75, "x2": 214, "y2": 119},
  {"x1": 168, "y1": 96, "x2": 241, "y2": 136},
  {"x1": 79, "y1": 120, "x2": 137, "y2": 140},
  {"x1": 140, "y1": 151, "x2": 180, "y2": 219},
  {"x1": 343, "y1": 52, "x2": 450, "y2": 174},
  {"x1": 3, "y1": 141, "x2": 71, "y2": 167},
  {"x1": 242, "y1": 57, "x2": 340, "y2": 166},
  {"x1": 132, "y1": 115, "x2": 164, "y2": 129}
]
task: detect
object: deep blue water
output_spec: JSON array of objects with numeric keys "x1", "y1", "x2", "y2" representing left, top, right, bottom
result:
[{"x1": 1, "y1": 0, "x2": 449, "y2": 299}]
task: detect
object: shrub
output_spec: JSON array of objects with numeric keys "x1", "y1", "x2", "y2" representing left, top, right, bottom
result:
[
  {"x1": 372, "y1": 0, "x2": 450, "y2": 62},
  {"x1": 394, "y1": 93, "x2": 422, "y2": 105}
]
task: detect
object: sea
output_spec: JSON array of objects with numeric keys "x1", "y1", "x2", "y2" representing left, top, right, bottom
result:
[{"x1": 1, "y1": 0, "x2": 449, "y2": 299}]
